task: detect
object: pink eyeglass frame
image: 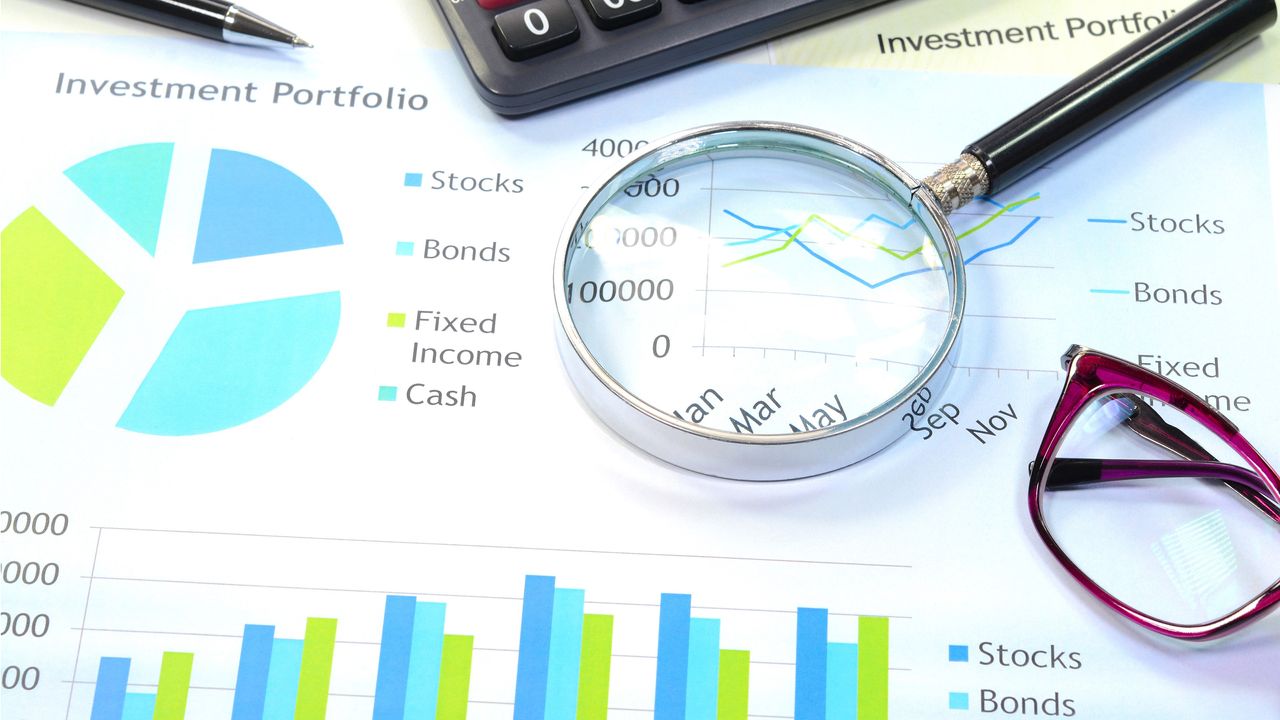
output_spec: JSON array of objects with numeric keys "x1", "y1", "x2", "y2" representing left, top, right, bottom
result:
[{"x1": 1028, "y1": 345, "x2": 1280, "y2": 640}]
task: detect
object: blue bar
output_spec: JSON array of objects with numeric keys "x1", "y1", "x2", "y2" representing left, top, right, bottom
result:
[
  {"x1": 374, "y1": 596, "x2": 418, "y2": 720},
  {"x1": 1086, "y1": 218, "x2": 1128, "y2": 224},
  {"x1": 685, "y1": 618, "x2": 721, "y2": 720},
  {"x1": 90, "y1": 657, "x2": 130, "y2": 720},
  {"x1": 795, "y1": 608, "x2": 828, "y2": 720},
  {"x1": 1089, "y1": 288, "x2": 1131, "y2": 295},
  {"x1": 514, "y1": 575, "x2": 557, "y2": 720},
  {"x1": 654, "y1": 593, "x2": 692, "y2": 720},
  {"x1": 405, "y1": 601, "x2": 447, "y2": 720},
  {"x1": 231, "y1": 624, "x2": 275, "y2": 720},
  {"x1": 545, "y1": 588, "x2": 586, "y2": 720},
  {"x1": 121, "y1": 693, "x2": 156, "y2": 720},
  {"x1": 826, "y1": 642, "x2": 858, "y2": 720},
  {"x1": 262, "y1": 638, "x2": 304, "y2": 720}
]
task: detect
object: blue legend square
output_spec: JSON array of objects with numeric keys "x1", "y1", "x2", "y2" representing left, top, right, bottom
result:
[
  {"x1": 377, "y1": 386, "x2": 398, "y2": 402},
  {"x1": 404, "y1": 172, "x2": 423, "y2": 187},
  {"x1": 395, "y1": 241, "x2": 415, "y2": 257},
  {"x1": 949, "y1": 692, "x2": 970, "y2": 711},
  {"x1": 949, "y1": 644, "x2": 969, "y2": 662}
]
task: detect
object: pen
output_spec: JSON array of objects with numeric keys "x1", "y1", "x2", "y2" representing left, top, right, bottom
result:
[{"x1": 65, "y1": 0, "x2": 312, "y2": 48}]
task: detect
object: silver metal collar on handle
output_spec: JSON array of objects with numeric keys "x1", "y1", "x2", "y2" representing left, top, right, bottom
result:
[{"x1": 553, "y1": 121, "x2": 969, "y2": 480}]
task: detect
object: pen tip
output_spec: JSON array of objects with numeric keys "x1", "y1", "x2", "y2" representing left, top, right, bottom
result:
[{"x1": 294, "y1": 37, "x2": 314, "y2": 48}]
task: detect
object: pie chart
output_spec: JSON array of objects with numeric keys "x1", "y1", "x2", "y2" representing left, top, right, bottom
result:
[{"x1": 0, "y1": 143, "x2": 343, "y2": 435}]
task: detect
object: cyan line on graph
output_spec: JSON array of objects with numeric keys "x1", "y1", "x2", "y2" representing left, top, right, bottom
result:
[
  {"x1": 723, "y1": 194, "x2": 1031, "y2": 256},
  {"x1": 773, "y1": 216, "x2": 1041, "y2": 290},
  {"x1": 723, "y1": 196, "x2": 1017, "y2": 247},
  {"x1": 1087, "y1": 218, "x2": 1127, "y2": 224},
  {"x1": 720, "y1": 204, "x2": 1042, "y2": 290},
  {"x1": 1089, "y1": 288, "x2": 1132, "y2": 295},
  {"x1": 723, "y1": 210, "x2": 916, "y2": 247}
]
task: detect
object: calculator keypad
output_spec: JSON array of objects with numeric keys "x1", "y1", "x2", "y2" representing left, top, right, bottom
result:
[
  {"x1": 433, "y1": 0, "x2": 885, "y2": 114},
  {"x1": 493, "y1": 0, "x2": 582, "y2": 61},
  {"x1": 582, "y1": 0, "x2": 662, "y2": 30}
]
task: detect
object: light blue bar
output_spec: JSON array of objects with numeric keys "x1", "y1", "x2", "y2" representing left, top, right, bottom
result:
[
  {"x1": 654, "y1": 593, "x2": 692, "y2": 720},
  {"x1": 685, "y1": 618, "x2": 721, "y2": 720},
  {"x1": 545, "y1": 588, "x2": 586, "y2": 720},
  {"x1": 1086, "y1": 218, "x2": 1128, "y2": 224},
  {"x1": 374, "y1": 596, "x2": 418, "y2": 720},
  {"x1": 262, "y1": 638, "x2": 304, "y2": 720},
  {"x1": 794, "y1": 609, "x2": 827, "y2": 720},
  {"x1": 514, "y1": 575, "x2": 557, "y2": 720},
  {"x1": 405, "y1": 601, "x2": 447, "y2": 720},
  {"x1": 827, "y1": 642, "x2": 858, "y2": 720},
  {"x1": 231, "y1": 624, "x2": 275, "y2": 720},
  {"x1": 1089, "y1": 288, "x2": 1131, "y2": 295},
  {"x1": 121, "y1": 692, "x2": 156, "y2": 720},
  {"x1": 91, "y1": 657, "x2": 130, "y2": 720}
]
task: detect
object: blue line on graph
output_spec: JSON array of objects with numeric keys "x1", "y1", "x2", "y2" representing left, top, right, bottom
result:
[
  {"x1": 722, "y1": 210, "x2": 801, "y2": 246},
  {"x1": 1089, "y1": 289, "x2": 1132, "y2": 295},
  {"x1": 1087, "y1": 218, "x2": 1128, "y2": 224},
  {"x1": 725, "y1": 194, "x2": 1018, "y2": 249},
  {"x1": 854, "y1": 213, "x2": 916, "y2": 231},
  {"x1": 964, "y1": 217, "x2": 1041, "y2": 264},
  {"x1": 723, "y1": 208, "x2": 1042, "y2": 290},
  {"x1": 722, "y1": 209, "x2": 916, "y2": 248}
]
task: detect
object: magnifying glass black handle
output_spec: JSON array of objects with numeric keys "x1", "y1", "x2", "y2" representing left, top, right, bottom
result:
[{"x1": 964, "y1": 0, "x2": 1276, "y2": 195}]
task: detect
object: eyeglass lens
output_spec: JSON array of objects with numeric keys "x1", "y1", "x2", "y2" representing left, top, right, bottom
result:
[{"x1": 1041, "y1": 392, "x2": 1280, "y2": 626}]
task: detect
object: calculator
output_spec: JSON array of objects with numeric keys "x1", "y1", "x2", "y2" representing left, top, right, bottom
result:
[{"x1": 431, "y1": 0, "x2": 889, "y2": 115}]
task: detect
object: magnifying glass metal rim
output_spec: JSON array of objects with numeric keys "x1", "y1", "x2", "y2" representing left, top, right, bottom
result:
[
  {"x1": 553, "y1": 121, "x2": 966, "y2": 480},
  {"x1": 552, "y1": 0, "x2": 1277, "y2": 480}
]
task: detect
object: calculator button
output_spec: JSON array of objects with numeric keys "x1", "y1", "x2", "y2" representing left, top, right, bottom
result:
[
  {"x1": 493, "y1": 0, "x2": 581, "y2": 61},
  {"x1": 476, "y1": 0, "x2": 524, "y2": 9},
  {"x1": 582, "y1": 0, "x2": 661, "y2": 30}
]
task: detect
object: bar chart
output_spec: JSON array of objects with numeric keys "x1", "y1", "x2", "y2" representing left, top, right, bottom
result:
[
  {"x1": 83, "y1": 587, "x2": 890, "y2": 720},
  {"x1": 60, "y1": 527, "x2": 912, "y2": 720}
]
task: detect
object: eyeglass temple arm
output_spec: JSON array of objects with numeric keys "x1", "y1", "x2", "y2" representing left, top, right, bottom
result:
[
  {"x1": 1046, "y1": 393, "x2": 1280, "y2": 521},
  {"x1": 1117, "y1": 393, "x2": 1215, "y2": 462},
  {"x1": 1045, "y1": 458, "x2": 1280, "y2": 524}
]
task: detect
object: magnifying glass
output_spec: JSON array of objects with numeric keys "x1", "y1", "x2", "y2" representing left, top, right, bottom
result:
[{"x1": 554, "y1": 0, "x2": 1276, "y2": 481}]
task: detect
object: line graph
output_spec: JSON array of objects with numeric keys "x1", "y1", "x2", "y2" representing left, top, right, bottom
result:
[{"x1": 719, "y1": 194, "x2": 1043, "y2": 290}]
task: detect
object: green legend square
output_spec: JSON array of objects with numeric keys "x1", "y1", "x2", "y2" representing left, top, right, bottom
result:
[
  {"x1": 377, "y1": 386, "x2": 397, "y2": 402},
  {"x1": 386, "y1": 312, "x2": 406, "y2": 328}
]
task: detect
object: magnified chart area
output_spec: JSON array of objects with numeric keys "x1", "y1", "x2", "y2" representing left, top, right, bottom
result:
[
  {"x1": 566, "y1": 147, "x2": 959, "y2": 436},
  {"x1": 0, "y1": 143, "x2": 343, "y2": 435}
]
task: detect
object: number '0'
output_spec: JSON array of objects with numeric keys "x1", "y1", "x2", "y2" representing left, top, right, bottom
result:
[{"x1": 524, "y1": 9, "x2": 550, "y2": 35}]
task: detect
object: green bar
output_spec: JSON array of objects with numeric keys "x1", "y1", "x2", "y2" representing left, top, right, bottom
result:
[
  {"x1": 436, "y1": 634, "x2": 474, "y2": 720},
  {"x1": 576, "y1": 614, "x2": 614, "y2": 720},
  {"x1": 295, "y1": 618, "x2": 338, "y2": 720},
  {"x1": 856, "y1": 616, "x2": 890, "y2": 720},
  {"x1": 153, "y1": 651, "x2": 194, "y2": 720},
  {"x1": 716, "y1": 650, "x2": 749, "y2": 720}
]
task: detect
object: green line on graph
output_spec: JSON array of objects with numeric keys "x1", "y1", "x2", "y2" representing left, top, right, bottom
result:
[{"x1": 724, "y1": 193, "x2": 1041, "y2": 268}]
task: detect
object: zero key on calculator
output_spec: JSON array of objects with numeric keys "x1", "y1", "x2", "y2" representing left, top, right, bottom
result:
[{"x1": 493, "y1": 0, "x2": 581, "y2": 61}]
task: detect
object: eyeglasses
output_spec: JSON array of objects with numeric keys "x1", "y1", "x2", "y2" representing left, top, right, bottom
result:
[{"x1": 1028, "y1": 346, "x2": 1280, "y2": 640}]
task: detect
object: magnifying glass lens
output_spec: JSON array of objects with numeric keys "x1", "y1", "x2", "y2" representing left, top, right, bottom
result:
[{"x1": 564, "y1": 131, "x2": 957, "y2": 441}]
